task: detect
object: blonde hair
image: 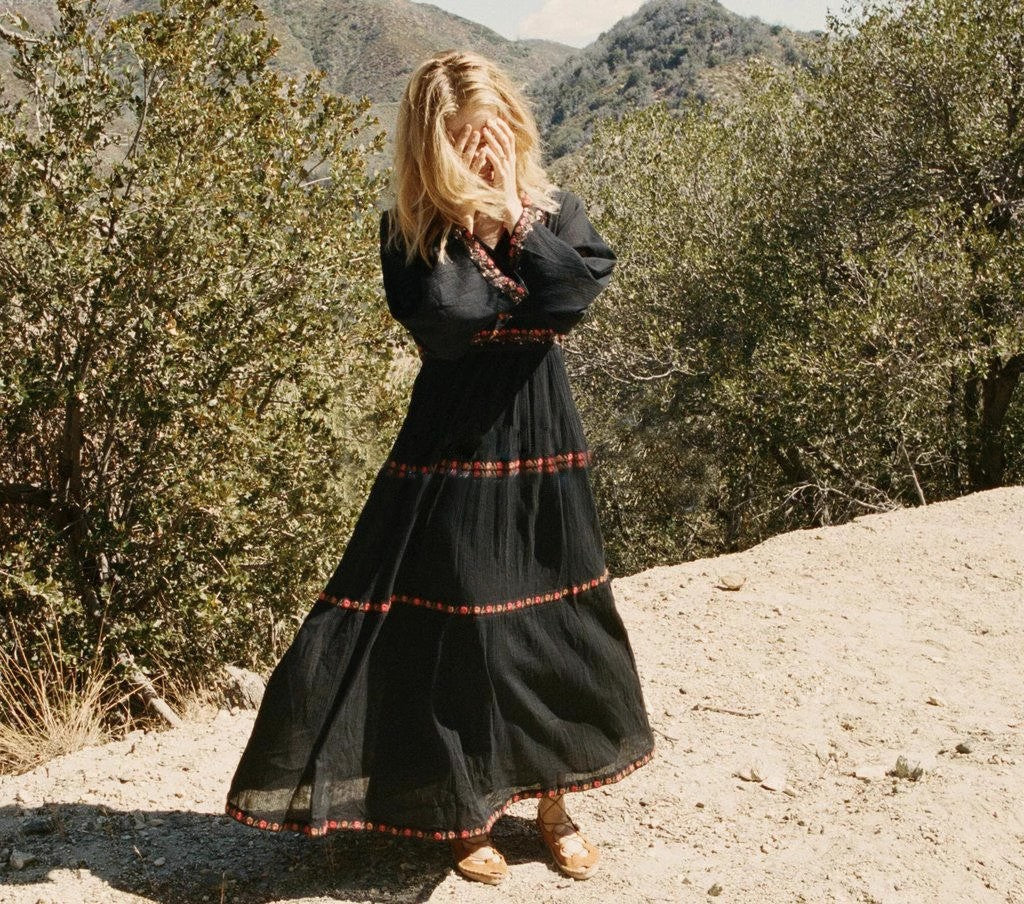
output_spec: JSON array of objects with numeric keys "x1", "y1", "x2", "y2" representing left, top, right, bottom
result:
[{"x1": 385, "y1": 49, "x2": 561, "y2": 267}]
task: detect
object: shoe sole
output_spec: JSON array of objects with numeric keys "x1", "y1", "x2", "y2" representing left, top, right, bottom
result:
[{"x1": 454, "y1": 865, "x2": 507, "y2": 884}]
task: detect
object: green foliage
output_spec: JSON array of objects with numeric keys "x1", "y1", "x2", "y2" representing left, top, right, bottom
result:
[
  {"x1": 560, "y1": 0, "x2": 1023, "y2": 572},
  {"x1": 0, "y1": 0, "x2": 398, "y2": 690}
]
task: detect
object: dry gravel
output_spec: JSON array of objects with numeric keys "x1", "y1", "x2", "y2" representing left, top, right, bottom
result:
[{"x1": 2, "y1": 487, "x2": 1023, "y2": 903}]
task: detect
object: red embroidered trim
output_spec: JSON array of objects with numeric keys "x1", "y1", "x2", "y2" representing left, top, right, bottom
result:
[
  {"x1": 509, "y1": 203, "x2": 546, "y2": 268},
  {"x1": 318, "y1": 566, "x2": 610, "y2": 615},
  {"x1": 455, "y1": 227, "x2": 527, "y2": 301},
  {"x1": 470, "y1": 325, "x2": 564, "y2": 345},
  {"x1": 453, "y1": 192, "x2": 550, "y2": 303},
  {"x1": 224, "y1": 747, "x2": 654, "y2": 841},
  {"x1": 382, "y1": 450, "x2": 591, "y2": 478}
]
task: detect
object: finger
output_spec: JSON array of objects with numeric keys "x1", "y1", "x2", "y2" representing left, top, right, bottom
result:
[
  {"x1": 484, "y1": 121, "x2": 511, "y2": 158},
  {"x1": 458, "y1": 138, "x2": 479, "y2": 171},
  {"x1": 452, "y1": 122, "x2": 471, "y2": 151},
  {"x1": 479, "y1": 147, "x2": 506, "y2": 181},
  {"x1": 454, "y1": 124, "x2": 476, "y2": 156},
  {"x1": 491, "y1": 118, "x2": 516, "y2": 153},
  {"x1": 462, "y1": 129, "x2": 477, "y2": 154},
  {"x1": 480, "y1": 146, "x2": 499, "y2": 168},
  {"x1": 465, "y1": 130, "x2": 483, "y2": 165},
  {"x1": 484, "y1": 129, "x2": 506, "y2": 160}
]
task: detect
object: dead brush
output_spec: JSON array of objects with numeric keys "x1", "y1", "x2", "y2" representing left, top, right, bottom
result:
[{"x1": 0, "y1": 616, "x2": 132, "y2": 775}]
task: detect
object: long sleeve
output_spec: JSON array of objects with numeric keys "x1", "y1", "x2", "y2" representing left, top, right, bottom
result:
[
  {"x1": 507, "y1": 190, "x2": 617, "y2": 333},
  {"x1": 379, "y1": 211, "x2": 499, "y2": 361}
]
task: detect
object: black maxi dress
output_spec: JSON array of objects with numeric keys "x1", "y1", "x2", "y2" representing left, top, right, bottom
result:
[{"x1": 224, "y1": 187, "x2": 656, "y2": 842}]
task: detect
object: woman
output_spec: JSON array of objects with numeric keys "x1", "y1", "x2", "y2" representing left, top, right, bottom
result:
[{"x1": 224, "y1": 49, "x2": 656, "y2": 886}]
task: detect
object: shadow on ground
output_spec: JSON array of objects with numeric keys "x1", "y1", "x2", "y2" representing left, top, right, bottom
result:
[{"x1": 1, "y1": 801, "x2": 555, "y2": 902}]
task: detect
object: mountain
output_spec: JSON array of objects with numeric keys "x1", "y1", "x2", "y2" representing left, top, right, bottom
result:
[
  {"x1": 526, "y1": 0, "x2": 819, "y2": 159},
  {"x1": 255, "y1": 0, "x2": 573, "y2": 102},
  {"x1": 2, "y1": 0, "x2": 818, "y2": 165},
  {"x1": 0, "y1": 0, "x2": 576, "y2": 147}
]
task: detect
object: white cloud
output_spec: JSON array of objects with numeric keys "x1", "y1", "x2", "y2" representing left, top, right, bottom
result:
[{"x1": 516, "y1": 0, "x2": 644, "y2": 47}]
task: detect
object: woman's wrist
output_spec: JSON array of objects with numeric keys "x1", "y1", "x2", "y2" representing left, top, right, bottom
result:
[{"x1": 503, "y1": 199, "x2": 524, "y2": 232}]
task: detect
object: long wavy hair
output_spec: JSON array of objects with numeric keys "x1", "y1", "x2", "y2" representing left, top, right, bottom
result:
[{"x1": 385, "y1": 49, "x2": 561, "y2": 268}]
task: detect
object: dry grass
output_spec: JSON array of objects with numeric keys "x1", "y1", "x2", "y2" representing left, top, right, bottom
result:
[{"x1": 0, "y1": 617, "x2": 132, "y2": 776}]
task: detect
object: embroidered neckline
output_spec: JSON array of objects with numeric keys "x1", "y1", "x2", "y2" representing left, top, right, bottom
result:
[{"x1": 452, "y1": 192, "x2": 548, "y2": 303}]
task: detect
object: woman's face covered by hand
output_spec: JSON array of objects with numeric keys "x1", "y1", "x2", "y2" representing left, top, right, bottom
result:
[{"x1": 447, "y1": 104, "x2": 502, "y2": 184}]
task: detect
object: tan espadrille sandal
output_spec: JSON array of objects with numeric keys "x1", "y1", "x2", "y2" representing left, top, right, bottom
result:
[
  {"x1": 450, "y1": 834, "x2": 508, "y2": 884},
  {"x1": 536, "y1": 794, "x2": 601, "y2": 880}
]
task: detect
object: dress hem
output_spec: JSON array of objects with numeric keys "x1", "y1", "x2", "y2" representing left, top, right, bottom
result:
[{"x1": 224, "y1": 744, "x2": 655, "y2": 842}]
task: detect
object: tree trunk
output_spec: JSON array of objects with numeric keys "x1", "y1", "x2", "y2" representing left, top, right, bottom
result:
[{"x1": 966, "y1": 355, "x2": 1023, "y2": 489}]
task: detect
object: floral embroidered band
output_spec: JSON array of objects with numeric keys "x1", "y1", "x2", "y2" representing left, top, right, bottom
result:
[
  {"x1": 381, "y1": 450, "x2": 592, "y2": 479},
  {"x1": 470, "y1": 326, "x2": 564, "y2": 346},
  {"x1": 317, "y1": 567, "x2": 610, "y2": 616},
  {"x1": 452, "y1": 192, "x2": 549, "y2": 303}
]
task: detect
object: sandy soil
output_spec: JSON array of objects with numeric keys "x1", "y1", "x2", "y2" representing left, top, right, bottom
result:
[{"x1": 2, "y1": 486, "x2": 1022, "y2": 904}]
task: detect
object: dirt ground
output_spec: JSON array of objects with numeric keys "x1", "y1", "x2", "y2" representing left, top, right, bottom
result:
[{"x1": 2, "y1": 486, "x2": 1022, "y2": 904}]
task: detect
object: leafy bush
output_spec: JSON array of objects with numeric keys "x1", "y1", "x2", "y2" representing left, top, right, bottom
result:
[
  {"x1": 0, "y1": 0, "x2": 398, "y2": 707},
  {"x1": 557, "y1": 0, "x2": 1023, "y2": 572}
]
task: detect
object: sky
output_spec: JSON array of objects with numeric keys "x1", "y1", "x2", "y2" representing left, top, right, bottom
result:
[{"x1": 413, "y1": 1, "x2": 845, "y2": 47}]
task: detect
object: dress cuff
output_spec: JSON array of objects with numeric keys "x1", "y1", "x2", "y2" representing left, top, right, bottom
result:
[{"x1": 509, "y1": 201, "x2": 547, "y2": 268}]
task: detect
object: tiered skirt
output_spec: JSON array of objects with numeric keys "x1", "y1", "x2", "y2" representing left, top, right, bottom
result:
[{"x1": 225, "y1": 339, "x2": 656, "y2": 840}]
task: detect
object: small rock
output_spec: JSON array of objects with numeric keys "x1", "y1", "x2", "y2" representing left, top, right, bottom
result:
[
  {"x1": 708, "y1": 882, "x2": 723, "y2": 896},
  {"x1": 153, "y1": 857, "x2": 166, "y2": 866},
  {"x1": 715, "y1": 574, "x2": 746, "y2": 591},
  {"x1": 926, "y1": 695, "x2": 945, "y2": 706},
  {"x1": 221, "y1": 664, "x2": 267, "y2": 709},
  {"x1": 955, "y1": 741, "x2": 972, "y2": 754},
  {"x1": 734, "y1": 764, "x2": 762, "y2": 782},
  {"x1": 10, "y1": 849, "x2": 37, "y2": 870}
]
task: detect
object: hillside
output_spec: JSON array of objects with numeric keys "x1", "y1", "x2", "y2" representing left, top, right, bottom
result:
[
  {"x1": 2, "y1": 487, "x2": 1022, "y2": 902},
  {"x1": 0, "y1": 0, "x2": 574, "y2": 150},
  {"x1": 528, "y1": 0, "x2": 818, "y2": 159},
  {"x1": 2, "y1": 0, "x2": 819, "y2": 165}
]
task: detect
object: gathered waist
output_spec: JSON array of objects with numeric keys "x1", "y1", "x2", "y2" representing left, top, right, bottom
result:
[{"x1": 415, "y1": 328, "x2": 564, "y2": 363}]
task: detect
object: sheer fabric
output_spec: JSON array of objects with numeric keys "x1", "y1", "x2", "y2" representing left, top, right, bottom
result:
[{"x1": 224, "y1": 188, "x2": 656, "y2": 841}]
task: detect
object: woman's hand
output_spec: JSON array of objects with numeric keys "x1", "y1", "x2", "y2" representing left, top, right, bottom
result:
[
  {"x1": 450, "y1": 118, "x2": 523, "y2": 233},
  {"x1": 479, "y1": 117, "x2": 523, "y2": 230},
  {"x1": 452, "y1": 123, "x2": 487, "y2": 232}
]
